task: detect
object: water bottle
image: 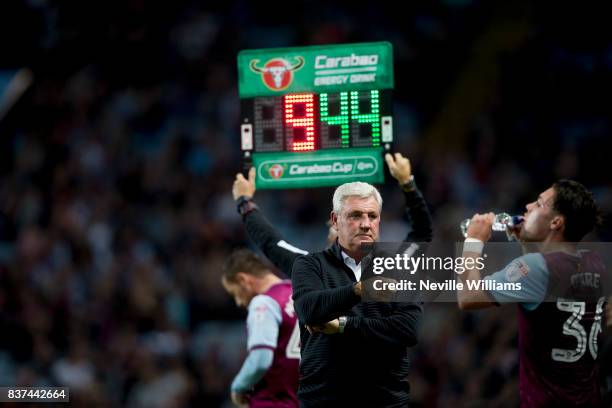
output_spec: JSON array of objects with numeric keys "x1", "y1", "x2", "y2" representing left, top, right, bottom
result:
[{"x1": 460, "y1": 213, "x2": 524, "y2": 238}]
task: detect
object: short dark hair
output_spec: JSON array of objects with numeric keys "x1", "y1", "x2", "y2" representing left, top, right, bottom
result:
[
  {"x1": 552, "y1": 179, "x2": 601, "y2": 241},
  {"x1": 223, "y1": 249, "x2": 271, "y2": 283}
]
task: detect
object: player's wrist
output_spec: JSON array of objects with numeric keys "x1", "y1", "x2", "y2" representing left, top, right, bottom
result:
[
  {"x1": 237, "y1": 196, "x2": 258, "y2": 217},
  {"x1": 235, "y1": 194, "x2": 252, "y2": 203},
  {"x1": 463, "y1": 237, "x2": 484, "y2": 254},
  {"x1": 400, "y1": 175, "x2": 416, "y2": 192}
]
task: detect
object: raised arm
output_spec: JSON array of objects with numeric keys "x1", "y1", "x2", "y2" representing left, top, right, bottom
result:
[
  {"x1": 385, "y1": 153, "x2": 433, "y2": 242},
  {"x1": 233, "y1": 168, "x2": 307, "y2": 277},
  {"x1": 458, "y1": 213, "x2": 548, "y2": 310}
]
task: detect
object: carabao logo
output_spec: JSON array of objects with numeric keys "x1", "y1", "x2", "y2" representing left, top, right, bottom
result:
[
  {"x1": 268, "y1": 164, "x2": 285, "y2": 179},
  {"x1": 249, "y1": 57, "x2": 304, "y2": 91}
]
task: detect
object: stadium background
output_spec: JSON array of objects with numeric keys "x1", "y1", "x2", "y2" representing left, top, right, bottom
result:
[{"x1": 1, "y1": 1, "x2": 610, "y2": 407}]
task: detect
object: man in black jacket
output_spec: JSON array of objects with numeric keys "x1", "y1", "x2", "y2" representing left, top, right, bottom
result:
[
  {"x1": 291, "y1": 181, "x2": 427, "y2": 408},
  {"x1": 232, "y1": 153, "x2": 432, "y2": 278},
  {"x1": 232, "y1": 153, "x2": 431, "y2": 407}
]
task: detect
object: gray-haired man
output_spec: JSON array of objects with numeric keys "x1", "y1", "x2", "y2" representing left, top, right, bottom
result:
[{"x1": 291, "y1": 181, "x2": 426, "y2": 408}]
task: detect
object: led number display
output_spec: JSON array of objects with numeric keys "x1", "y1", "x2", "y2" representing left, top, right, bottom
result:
[{"x1": 242, "y1": 89, "x2": 391, "y2": 153}]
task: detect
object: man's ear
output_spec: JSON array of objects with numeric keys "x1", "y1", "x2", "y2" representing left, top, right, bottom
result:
[
  {"x1": 550, "y1": 214, "x2": 565, "y2": 232},
  {"x1": 330, "y1": 211, "x2": 338, "y2": 230},
  {"x1": 235, "y1": 272, "x2": 249, "y2": 286}
]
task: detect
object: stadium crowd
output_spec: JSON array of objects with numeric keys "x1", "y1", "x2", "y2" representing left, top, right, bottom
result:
[{"x1": 1, "y1": 1, "x2": 610, "y2": 407}]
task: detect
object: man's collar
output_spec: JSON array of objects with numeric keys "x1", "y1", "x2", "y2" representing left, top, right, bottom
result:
[
  {"x1": 327, "y1": 239, "x2": 352, "y2": 267},
  {"x1": 329, "y1": 239, "x2": 343, "y2": 259},
  {"x1": 329, "y1": 239, "x2": 373, "y2": 262},
  {"x1": 341, "y1": 250, "x2": 357, "y2": 265},
  {"x1": 334, "y1": 240, "x2": 366, "y2": 267}
]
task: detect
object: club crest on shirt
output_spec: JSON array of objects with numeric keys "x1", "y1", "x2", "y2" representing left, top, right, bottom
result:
[{"x1": 506, "y1": 259, "x2": 530, "y2": 282}]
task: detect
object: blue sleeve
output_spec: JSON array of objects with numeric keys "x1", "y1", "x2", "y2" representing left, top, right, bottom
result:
[
  {"x1": 484, "y1": 253, "x2": 549, "y2": 310},
  {"x1": 246, "y1": 295, "x2": 282, "y2": 351},
  {"x1": 230, "y1": 348, "x2": 274, "y2": 393},
  {"x1": 230, "y1": 295, "x2": 281, "y2": 393}
]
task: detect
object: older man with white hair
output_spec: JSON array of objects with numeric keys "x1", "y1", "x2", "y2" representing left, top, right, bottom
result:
[{"x1": 291, "y1": 181, "x2": 426, "y2": 408}]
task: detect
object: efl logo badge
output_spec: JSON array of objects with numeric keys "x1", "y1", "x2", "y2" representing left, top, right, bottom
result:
[
  {"x1": 268, "y1": 164, "x2": 285, "y2": 179},
  {"x1": 249, "y1": 57, "x2": 304, "y2": 91}
]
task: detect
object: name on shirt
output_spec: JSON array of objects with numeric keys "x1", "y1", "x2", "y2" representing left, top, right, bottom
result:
[{"x1": 570, "y1": 272, "x2": 600, "y2": 289}]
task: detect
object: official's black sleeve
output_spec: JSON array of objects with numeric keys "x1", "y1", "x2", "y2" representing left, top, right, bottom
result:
[
  {"x1": 345, "y1": 302, "x2": 423, "y2": 346},
  {"x1": 292, "y1": 255, "x2": 360, "y2": 326},
  {"x1": 403, "y1": 186, "x2": 433, "y2": 243},
  {"x1": 243, "y1": 207, "x2": 305, "y2": 277}
]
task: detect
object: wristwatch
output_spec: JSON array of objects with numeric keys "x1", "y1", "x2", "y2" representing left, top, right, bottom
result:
[
  {"x1": 338, "y1": 316, "x2": 347, "y2": 334},
  {"x1": 400, "y1": 175, "x2": 416, "y2": 192},
  {"x1": 236, "y1": 196, "x2": 259, "y2": 217}
]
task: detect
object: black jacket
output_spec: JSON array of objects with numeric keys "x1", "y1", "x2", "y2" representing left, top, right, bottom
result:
[
  {"x1": 243, "y1": 185, "x2": 433, "y2": 277},
  {"x1": 291, "y1": 241, "x2": 423, "y2": 407}
]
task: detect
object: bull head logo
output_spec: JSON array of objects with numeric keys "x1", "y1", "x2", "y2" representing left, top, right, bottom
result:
[
  {"x1": 250, "y1": 57, "x2": 304, "y2": 91},
  {"x1": 268, "y1": 164, "x2": 284, "y2": 179}
]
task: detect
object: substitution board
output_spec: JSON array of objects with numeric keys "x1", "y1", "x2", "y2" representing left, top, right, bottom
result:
[{"x1": 238, "y1": 42, "x2": 393, "y2": 189}]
